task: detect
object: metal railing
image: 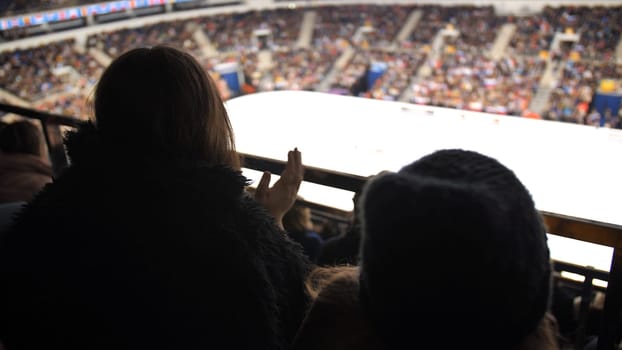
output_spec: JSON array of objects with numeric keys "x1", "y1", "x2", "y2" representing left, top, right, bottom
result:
[{"x1": 1, "y1": 101, "x2": 621, "y2": 349}]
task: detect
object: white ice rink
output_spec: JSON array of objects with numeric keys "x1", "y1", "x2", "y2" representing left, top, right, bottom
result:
[{"x1": 226, "y1": 91, "x2": 621, "y2": 275}]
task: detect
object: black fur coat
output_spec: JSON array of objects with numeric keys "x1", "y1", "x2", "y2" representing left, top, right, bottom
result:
[{"x1": 0, "y1": 125, "x2": 310, "y2": 350}]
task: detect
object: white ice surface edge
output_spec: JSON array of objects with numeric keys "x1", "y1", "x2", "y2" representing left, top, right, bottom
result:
[{"x1": 231, "y1": 91, "x2": 619, "y2": 280}]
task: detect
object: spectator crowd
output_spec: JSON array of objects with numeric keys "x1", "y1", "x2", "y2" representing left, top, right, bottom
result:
[{"x1": 0, "y1": 4, "x2": 620, "y2": 127}]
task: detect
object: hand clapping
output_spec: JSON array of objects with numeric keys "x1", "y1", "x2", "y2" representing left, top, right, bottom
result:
[{"x1": 255, "y1": 148, "x2": 304, "y2": 229}]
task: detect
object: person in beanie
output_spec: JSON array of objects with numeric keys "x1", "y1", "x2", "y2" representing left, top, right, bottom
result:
[{"x1": 293, "y1": 149, "x2": 558, "y2": 350}]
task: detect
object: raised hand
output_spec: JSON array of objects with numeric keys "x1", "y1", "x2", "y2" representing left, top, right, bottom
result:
[{"x1": 255, "y1": 148, "x2": 304, "y2": 230}]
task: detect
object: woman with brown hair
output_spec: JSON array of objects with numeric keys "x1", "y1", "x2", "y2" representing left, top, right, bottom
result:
[{"x1": 0, "y1": 46, "x2": 309, "y2": 350}]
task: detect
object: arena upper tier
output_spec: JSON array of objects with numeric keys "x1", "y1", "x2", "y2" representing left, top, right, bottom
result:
[{"x1": 0, "y1": 0, "x2": 621, "y2": 128}]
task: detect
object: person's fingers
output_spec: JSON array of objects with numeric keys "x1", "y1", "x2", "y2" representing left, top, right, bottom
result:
[
  {"x1": 294, "y1": 148, "x2": 303, "y2": 180},
  {"x1": 255, "y1": 171, "x2": 271, "y2": 201},
  {"x1": 286, "y1": 148, "x2": 302, "y2": 186},
  {"x1": 285, "y1": 150, "x2": 294, "y2": 174},
  {"x1": 288, "y1": 149, "x2": 294, "y2": 163},
  {"x1": 294, "y1": 148, "x2": 301, "y2": 165},
  {"x1": 281, "y1": 150, "x2": 295, "y2": 184}
]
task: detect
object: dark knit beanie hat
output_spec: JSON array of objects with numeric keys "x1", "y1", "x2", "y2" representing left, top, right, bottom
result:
[{"x1": 358, "y1": 149, "x2": 551, "y2": 349}]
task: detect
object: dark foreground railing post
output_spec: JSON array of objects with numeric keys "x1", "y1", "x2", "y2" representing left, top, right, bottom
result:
[
  {"x1": 576, "y1": 273, "x2": 594, "y2": 350},
  {"x1": 40, "y1": 121, "x2": 68, "y2": 177},
  {"x1": 598, "y1": 248, "x2": 622, "y2": 350},
  {"x1": 0, "y1": 102, "x2": 85, "y2": 177}
]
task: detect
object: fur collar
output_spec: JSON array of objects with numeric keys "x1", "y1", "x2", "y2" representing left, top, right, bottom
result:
[{"x1": 63, "y1": 123, "x2": 249, "y2": 197}]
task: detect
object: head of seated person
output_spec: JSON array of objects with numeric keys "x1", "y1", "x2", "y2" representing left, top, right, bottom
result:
[
  {"x1": 0, "y1": 120, "x2": 46, "y2": 157},
  {"x1": 357, "y1": 149, "x2": 553, "y2": 349},
  {"x1": 0, "y1": 121, "x2": 52, "y2": 204},
  {"x1": 78, "y1": 45, "x2": 238, "y2": 168},
  {"x1": 283, "y1": 203, "x2": 323, "y2": 263}
]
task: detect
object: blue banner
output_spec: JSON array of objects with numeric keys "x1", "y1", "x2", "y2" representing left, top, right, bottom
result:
[
  {"x1": 215, "y1": 62, "x2": 241, "y2": 95},
  {"x1": 0, "y1": 0, "x2": 170, "y2": 30},
  {"x1": 593, "y1": 93, "x2": 622, "y2": 126}
]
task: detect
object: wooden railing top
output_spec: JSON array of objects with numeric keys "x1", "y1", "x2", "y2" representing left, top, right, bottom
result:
[
  {"x1": 542, "y1": 212, "x2": 622, "y2": 250},
  {"x1": 3, "y1": 102, "x2": 622, "y2": 253}
]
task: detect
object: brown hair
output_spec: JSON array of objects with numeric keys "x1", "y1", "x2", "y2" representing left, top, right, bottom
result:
[
  {"x1": 283, "y1": 204, "x2": 312, "y2": 234},
  {"x1": 93, "y1": 46, "x2": 239, "y2": 168},
  {"x1": 304, "y1": 266, "x2": 359, "y2": 300}
]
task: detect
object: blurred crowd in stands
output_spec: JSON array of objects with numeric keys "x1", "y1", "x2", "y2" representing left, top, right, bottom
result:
[
  {"x1": 548, "y1": 62, "x2": 622, "y2": 125},
  {"x1": 201, "y1": 9, "x2": 303, "y2": 52},
  {"x1": 411, "y1": 51, "x2": 544, "y2": 115},
  {"x1": 88, "y1": 20, "x2": 201, "y2": 58},
  {"x1": 0, "y1": 39, "x2": 102, "y2": 118},
  {"x1": 313, "y1": 5, "x2": 413, "y2": 50},
  {"x1": 0, "y1": 4, "x2": 621, "y2": 128}
]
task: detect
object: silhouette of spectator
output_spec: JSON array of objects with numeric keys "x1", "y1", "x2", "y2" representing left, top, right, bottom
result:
[
  {"x1": 350, "y1": 64, "x2": 371, "y2": 97},
  {"x1": 587, "y1": 109, "x2": 601, "y2": 126},
  {"x1": 314, "y1": 219, "x2": 340, "y2": 241},
  {"x1": 0, "y1": 46, "x2": 309, "y2": 350},
  {"x1": 294, "y1": 149, "x2": 558, "y2": 350},
  {"x1": 0, "y1": 121, "x2": 52, "y2": 204},
  {"x1": 284, "y1": 203, "x2": 324, "y2": 263},
  {"x1": 317, "y1": 189, "x2": 364, "y2": 266}
]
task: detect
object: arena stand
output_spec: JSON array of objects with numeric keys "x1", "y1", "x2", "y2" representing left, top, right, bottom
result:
[
  {"x1": 547, "y1": 61, "x2": 622, "y2": 124},
  {"x1": 87, "y1": 19, "x2": 201, "y2": 58},
  {"x1": 0, "y1": 0, "x2": 620, "y2": 124},
  {"x1": 0, "y1": 38, "x2": 102, "y2": 119},
  {"x1": 1, "y1": 1, "x2": 622, "y2": 348}
]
